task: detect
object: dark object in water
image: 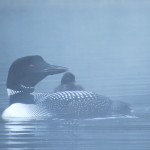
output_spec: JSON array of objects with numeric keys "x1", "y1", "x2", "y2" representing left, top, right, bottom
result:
[{"x1": 54, "y1": 72, "x2": 84, "y2": 92}]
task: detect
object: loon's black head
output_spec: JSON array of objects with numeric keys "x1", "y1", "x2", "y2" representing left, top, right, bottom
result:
[
  {"x1": 7, "y1": 55, "x2": 67, "y2": 93},
  {"x1": 61, "y1": 72, "x2": 75, "y2": 85}
]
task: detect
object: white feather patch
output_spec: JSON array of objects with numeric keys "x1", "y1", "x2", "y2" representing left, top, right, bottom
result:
[
  {"x1": 7, "y1": 89, "x2": 22, "y2": 97},
  {"x1": 1, "y1": 103, "x2": 51, "y2": 120}
]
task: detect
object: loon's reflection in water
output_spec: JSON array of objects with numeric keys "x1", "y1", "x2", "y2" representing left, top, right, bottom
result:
[
  {"x1": 2, "y1": 115, "x2": 149, "y2": 150},
  {"x1": 2, "y1": 118, "x2": 80, "y2": 150}
]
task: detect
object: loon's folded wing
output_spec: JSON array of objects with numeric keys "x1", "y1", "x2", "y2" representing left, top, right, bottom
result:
[{"x1": 36, "y1": 91, "x2": 113, "y2": 118}]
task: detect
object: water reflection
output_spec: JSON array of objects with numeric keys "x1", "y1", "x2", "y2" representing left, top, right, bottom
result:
[
  {"x1": 1, "y1": 116, "x2": 147, "y2": 150},
  {"x1": 2, "y1": 119, "x2": 80, "y2": 150}
]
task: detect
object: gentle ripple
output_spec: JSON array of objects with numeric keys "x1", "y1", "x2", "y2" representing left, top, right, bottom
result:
[{"x1": 0, "y1": 117, "x2": 150, "y2": 150}]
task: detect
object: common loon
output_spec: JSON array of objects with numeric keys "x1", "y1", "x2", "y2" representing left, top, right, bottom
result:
[
  {"x1": 2, "y1": 55, "x2": 67, "y2": 119},
  {"x1": 2, "y1": 55, "x2": 131, "y2": 119},
  {"x1": 54, "y1": 72, "x2": 84, "y2": 92}
]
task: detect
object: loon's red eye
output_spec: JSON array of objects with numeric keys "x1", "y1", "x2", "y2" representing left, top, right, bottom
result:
[{"x1": 29, "y1": 64, "x2": 35, "y2": 67}]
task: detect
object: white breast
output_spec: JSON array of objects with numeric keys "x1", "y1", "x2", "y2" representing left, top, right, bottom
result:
[{"x1": 1, "y1": 103, "x2": 51, "y2": 120}]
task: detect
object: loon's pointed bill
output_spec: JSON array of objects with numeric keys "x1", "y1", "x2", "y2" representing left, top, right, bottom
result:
[{"x1": 43, "y1": 65, "x2": 68, "y2": 75}]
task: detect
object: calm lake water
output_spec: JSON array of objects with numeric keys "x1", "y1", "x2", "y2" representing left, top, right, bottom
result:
[{"x1": 1, "y1": 1, "x2": 150, "y2": 150}]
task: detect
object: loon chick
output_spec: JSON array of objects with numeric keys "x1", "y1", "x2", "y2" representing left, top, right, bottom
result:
[
  {"x1": 2, "y1": 55, "x2": 131, "y2": 119},
  {"x1": 54, "y1": 72, "x2": 84, "y2": 92},
  {"x1": 2, "y1": 55, "x2": 67, "y2": 119}
]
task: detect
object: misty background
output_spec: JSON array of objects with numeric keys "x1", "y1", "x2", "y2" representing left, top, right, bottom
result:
[{"x1": 0, "y1": 0, "x2": 150, "y2": 102}]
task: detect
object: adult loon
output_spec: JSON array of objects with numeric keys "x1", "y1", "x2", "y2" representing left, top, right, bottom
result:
[
  {"x1": 2, "y1": 55, "x2": 67, "y2": 119},
  {"x1": 2, "y1": 55, "x2": 131, "y2": 119},
  {"x1": 54, "y1": 72, "x2": 84, "y2": 92}
]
